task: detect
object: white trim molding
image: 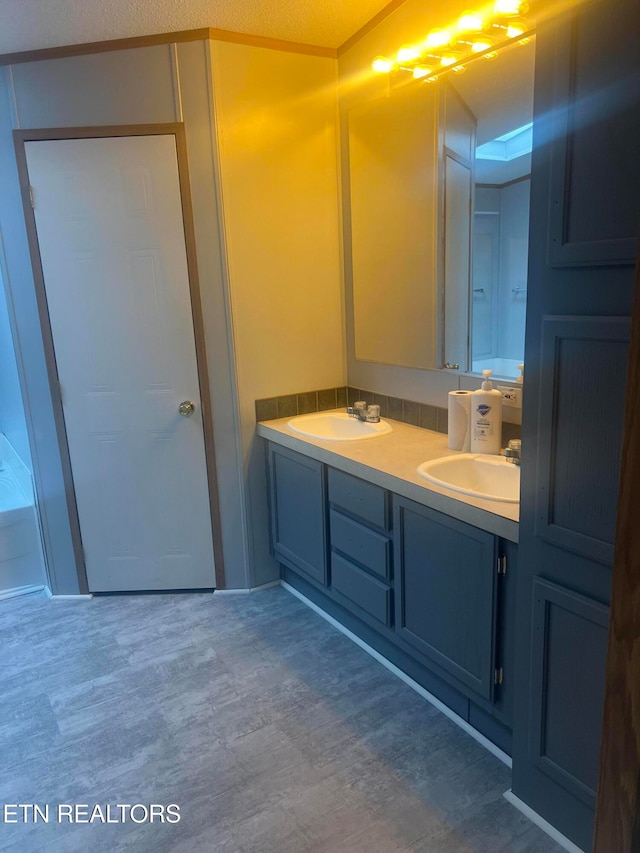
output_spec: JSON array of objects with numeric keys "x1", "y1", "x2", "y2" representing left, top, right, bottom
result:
[
  {"x1": 0, "y1": 584, "x2": 46, "y2": 601},
  {"x1": 282, "y1": 580, "x2": 512, "y2": 768},
  {"x1": 503, "y1": 790, "x2": 585, "y2": 853}
]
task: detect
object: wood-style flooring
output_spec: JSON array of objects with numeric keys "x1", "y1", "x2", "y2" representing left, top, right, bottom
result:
[{"x1": 0, "y1": 586, "x2": 563, "y2": 852}]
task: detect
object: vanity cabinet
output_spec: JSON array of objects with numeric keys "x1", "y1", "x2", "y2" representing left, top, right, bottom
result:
[
  {"x1": 394, "y1": 497, "x2": 497, "y2": 701},
  {"x1": 268, "y1": 443, "x2": 327, "y2": 586},
  {"x1": 267, "y1": 440, "x2": 516, "y2": 750},
  {"x1": 328, "y1": 468, "x2": 393, "y2": 626}
]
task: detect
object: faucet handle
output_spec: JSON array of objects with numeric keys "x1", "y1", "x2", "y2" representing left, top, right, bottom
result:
[
  {"x1": 348, "y1": 400, "x2": 368, "y2": 419},
  {"x1": 365, "y1": 404, "x2": 381, "y2": 422},
  {"x1": 504, "y1": 438, "x2": 522, "y2": 464}
]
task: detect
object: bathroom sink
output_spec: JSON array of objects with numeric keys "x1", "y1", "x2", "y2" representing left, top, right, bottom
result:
[
  {"x1": 288, "y1": 412, "x2": 392, "y2": 441},
  {"x1": 417, "y1": 453, "x2": 520, "y2": 503}
]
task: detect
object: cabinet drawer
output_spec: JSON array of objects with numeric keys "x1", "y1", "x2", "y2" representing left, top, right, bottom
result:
[
  {"x1": 330, "y1": 509, "x2": 390, "y2": 580},
  {"x1": 328, "y1": 468, "x2": 389, "y2": 530},
  {"x1": 331, "y1": 552, "x2": 392, "y2": 626}
]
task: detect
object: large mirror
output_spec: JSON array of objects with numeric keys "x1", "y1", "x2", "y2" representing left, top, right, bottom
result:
[{"x1": 346, "y1": 36, "x2": 535, "y2": 380}]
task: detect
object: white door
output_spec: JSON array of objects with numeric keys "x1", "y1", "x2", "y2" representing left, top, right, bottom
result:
[{"x1": 26, "y1": 135, "x2": 216, "y2": 592}]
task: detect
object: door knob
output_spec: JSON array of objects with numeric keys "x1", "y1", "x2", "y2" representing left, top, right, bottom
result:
[{"x1": 179, "y1": 400, "x2": 195, "y2": 417}]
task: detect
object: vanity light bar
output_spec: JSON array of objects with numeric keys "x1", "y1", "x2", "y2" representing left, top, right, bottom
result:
[{"x1": 372, "y1": 0, "x2": 533, "y2": 81}]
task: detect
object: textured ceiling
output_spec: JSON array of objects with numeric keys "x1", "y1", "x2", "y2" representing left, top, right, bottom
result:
[{"x1": 0, "y1": 0, "x2": 398, "y2": 55}]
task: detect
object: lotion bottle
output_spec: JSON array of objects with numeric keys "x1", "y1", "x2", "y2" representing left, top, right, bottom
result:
[{"x1": 470, "y1": 369, "x2": 502, "y2": 455}]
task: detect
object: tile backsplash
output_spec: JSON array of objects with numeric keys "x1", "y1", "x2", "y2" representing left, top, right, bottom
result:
[
  {"x1": 255, "y1": 385, "x2": 521, "y2": 444},
  {"x1": 255, "y1": 386, "x2": 348, "y2": 422}
]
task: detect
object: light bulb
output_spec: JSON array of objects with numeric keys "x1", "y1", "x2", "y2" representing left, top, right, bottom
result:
[
  {"x1": 372, "y1": 56, "x2": 394, "y2": 73},
  {"x1": 440, "y1": 54, "x2": 459, "y2": 67},
  {"x1": 397, "y1": 45, "x2": 421, "y2": 63},
  {"x1": 457, "y1": 12, "x2": 485, "y2": 33},
  {"x1": 494, "y1": 0, "x2": 527, "y2": 15},
  {"x1": 413, "y1": 65, "x2": 433, "y2": 80},
  {"x1": 425, "y1": 29, "x2": 452, "y2": 49},
  {"x1": 471, "y1": 37, "x2": 494, "y2": 52},
  {"x1": 506, "y1": 19, "x2": 528, "y2": 38}
]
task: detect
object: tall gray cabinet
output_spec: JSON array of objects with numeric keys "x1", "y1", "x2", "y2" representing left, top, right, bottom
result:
[{"x1": 513, "y1": 0, "x2": 639, "y2": 848}]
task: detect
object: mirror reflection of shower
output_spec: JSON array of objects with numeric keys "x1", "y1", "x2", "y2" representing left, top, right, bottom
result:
[
  {"x1": 438, "y1": 36, "x2": 534, "y2": 380},
  {"x1": 471, "y1": 121, "x2": 531, "y2": 378}
]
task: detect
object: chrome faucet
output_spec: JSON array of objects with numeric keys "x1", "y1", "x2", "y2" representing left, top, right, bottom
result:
[
  {"x1": 347, "y1": 401, "x2": 381, "y2": 423},
  {"x1": 504, "y1": 438, "x2": 522, "y2": 465}
]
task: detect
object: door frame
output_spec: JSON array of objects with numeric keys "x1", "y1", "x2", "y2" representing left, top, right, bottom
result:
[
  {"x1": 13, "y1": 123, "x2": 225, "y2": 592},
  {"x1": 594, "y1": 244, "x2": 640, "y2": 850}
]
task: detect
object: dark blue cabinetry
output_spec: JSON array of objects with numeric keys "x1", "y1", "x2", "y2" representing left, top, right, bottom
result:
[
  {"x1": 513, "y1": 0, "x2": 638, "y2": 847},
  {"x1": 328, "y1": 468, "x2": 393, "y2": 626},
  {"x1": 528, "y1": 580, "x2": 609, "y2": 810},
  {"x1": 267, "y1": 441, "x2": 516, "y2": 752},
  {"x1": 268, "y1": 443, "x2": 328, "y2": 586},
  {"x1": 394, "y1": 498, "x2": 497, "y2": 702}
]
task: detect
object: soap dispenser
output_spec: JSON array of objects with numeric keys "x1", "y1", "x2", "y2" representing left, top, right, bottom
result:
[{"x1": 470, "y1": 369, "x2": 502, "y2": 455}]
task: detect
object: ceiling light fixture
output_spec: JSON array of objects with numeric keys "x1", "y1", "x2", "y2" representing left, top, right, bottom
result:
[{"x1": 370, "y1": 2, "x2": 534, "y2": 82}]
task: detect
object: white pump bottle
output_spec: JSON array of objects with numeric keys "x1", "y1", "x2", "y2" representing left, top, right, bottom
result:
[{"x1": 470, "y1": 369, "x2": 502, "y2": 455}]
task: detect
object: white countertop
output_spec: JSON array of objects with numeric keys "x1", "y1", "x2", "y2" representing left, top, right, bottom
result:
[{"x1": 257, "y1": 411, "x2": 519, "y2": 543}]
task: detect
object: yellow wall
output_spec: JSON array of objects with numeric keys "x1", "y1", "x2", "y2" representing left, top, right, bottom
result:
[
  {"x1": 211, "y1": 40, "x2": 344, "y2": 584},
  {"x1": 212, "y1": 40, "x2": 344, "y2": 404}
]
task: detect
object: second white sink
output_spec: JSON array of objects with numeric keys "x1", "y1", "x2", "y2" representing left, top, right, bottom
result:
[
  {"x1": 288, "y1": 412, "x2": 392, "y2": 441},
  {"x1": 417, "y1": 453, "x2": 520, "y2": 503}
]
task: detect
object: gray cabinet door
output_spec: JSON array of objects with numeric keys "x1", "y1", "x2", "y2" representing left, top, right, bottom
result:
[
  {"x1": 546, "y1": 7, "x2": 640, "y2": 267},
  {"x1": 268, "y1": 443, "x2": 327, "y2": 585},
  {"x1": 528, "y1": 579, "x2": 609, "y2": 809},
  {"x1": 513, "y1": 0, "x2": 638, "y2": 848},
  {"x1": 394, "y1": 497, "x2": 497, "y2": 701}
]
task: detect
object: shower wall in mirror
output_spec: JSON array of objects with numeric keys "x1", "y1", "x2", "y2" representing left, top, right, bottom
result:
[
  {"x1": 457, "y1": 41, "x2": 534, "y2": 377},
  {"x1": 440, "y1": 37, "x2": 534, "y2": 378}
]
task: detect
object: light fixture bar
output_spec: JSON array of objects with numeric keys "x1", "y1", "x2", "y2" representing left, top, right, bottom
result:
[{"x1": 371, "y1": 0, "x2": 535, "y2": 84}]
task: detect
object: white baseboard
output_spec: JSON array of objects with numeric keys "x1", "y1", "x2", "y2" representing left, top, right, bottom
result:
[
  {"x1": 48, "y1": 593, "x2": 93, "y2": 600},
  {"x1": 215, "y1": 580, "x2": 281, "y2": 595},
  {"x1": 0, "y1": 584, "x2": 46, "y2": 601},
  {"x1": 503, "y1": 790, "x2": 585, "y2": 853},
  {"x1": 281, "y1": 580, "x2": 512, "y2": 768}
]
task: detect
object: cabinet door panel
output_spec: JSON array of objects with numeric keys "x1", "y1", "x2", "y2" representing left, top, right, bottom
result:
[
  {"x1": 394, "y1": 498, "x2": 497, "y2": 700},
  {"x1": 269, "y1": 444, "x2": 327, "y2": 585},
  {"x1": 547, "y1": 11, "x2": 640, "y2": 266},
  {"x1": 529, "y1": 579, "x2": 609, "y2": 807},
  {"x1": 535, "y1": 316, "x2": 630, "y2": 565}
]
